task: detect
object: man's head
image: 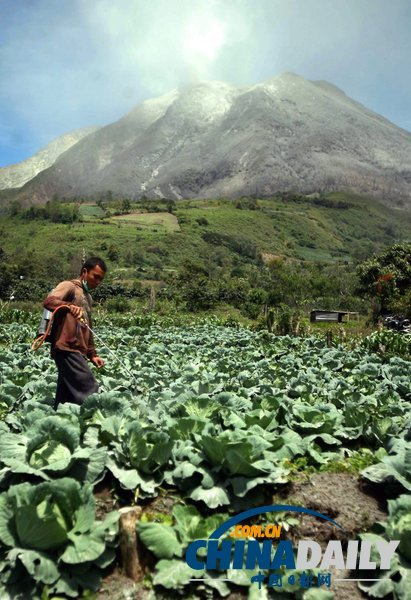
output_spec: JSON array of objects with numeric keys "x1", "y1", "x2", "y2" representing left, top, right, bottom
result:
[{"x1": 80, "y1": 256, "x2": 107, "y2": 290}]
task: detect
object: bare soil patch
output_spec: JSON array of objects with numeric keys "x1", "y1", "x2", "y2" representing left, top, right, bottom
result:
[
  {"x1": 275, "y1": 472, "x2": 388, "y2": 600},
  {"x1": 96, "y1": 568, "x2": 150, "y2": 600},
  {"x1": 261, "y1": 252, "x2": 283, "y2": 264},
  {"x1": 94, "y1": 482, "x2": 119, "y2": 521},
  {"x1": 280, "y1": 472, "x2": 387, "y2": 541}
]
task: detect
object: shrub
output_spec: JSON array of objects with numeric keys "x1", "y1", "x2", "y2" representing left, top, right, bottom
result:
[{"x1": 104, "y1": 297, "x2": 132, "y2": 313}]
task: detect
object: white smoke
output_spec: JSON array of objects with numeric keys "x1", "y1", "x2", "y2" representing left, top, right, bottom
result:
[{"x1": 0, "y1": 0, "x2": 410, "y2": 165}]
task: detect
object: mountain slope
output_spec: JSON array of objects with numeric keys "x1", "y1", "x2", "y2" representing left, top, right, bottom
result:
[
  {"x1": 0, "y1": 127, "x2": 99, "y2": 190},
  {"x1": 1, "y1": 195, "x2": 410, "y2": 278},
  {"x1": 15, "y1": 74, "x2": 411, "y2": 207}
]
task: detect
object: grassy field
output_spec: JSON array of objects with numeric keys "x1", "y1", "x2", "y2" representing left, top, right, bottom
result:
[
  {"x1": 109, "y1": 211, "x2": 180, "y2": 232},
  {"x1": 78, "y1": 203, "x2": 106, "y2": 218},
  {"x1": 0, "y1": 192, "x2": 410, "y2": 285}
]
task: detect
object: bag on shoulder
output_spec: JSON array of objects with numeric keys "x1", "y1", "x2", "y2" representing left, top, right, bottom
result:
[{"x1": 35, "y1": 284, "x2": 75, "y2": 344}]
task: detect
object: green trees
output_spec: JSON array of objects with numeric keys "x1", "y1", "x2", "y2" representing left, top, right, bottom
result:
[
  {"x1": 121, "y1": 198, "x2": 131, "y2": 213},
  {"x1": 18, "y1": 199, "x2": 80, "y2": 224},
  {"x1": 357, "y1": 243, "x2": 411, "y2": 317},
  {"x1": 265, "y1": 259, "x2": 359, "y2": 310},
  {"x1": 107, "y1": 244, "x2": 120, "y2": 261}
]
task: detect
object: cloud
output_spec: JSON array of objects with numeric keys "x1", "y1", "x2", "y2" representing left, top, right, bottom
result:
[
  {"x1": 80, "y1": 0, "x2": 260, "y2": 91},
  {"x1": 0, "y1": 0, "x2": 410, "y2": 165},
  {"x1": 0, "y1": 0, "x2": 266, "y2": 160}
]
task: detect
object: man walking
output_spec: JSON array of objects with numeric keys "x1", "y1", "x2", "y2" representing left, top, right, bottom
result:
[{"x1": 44, "y1": 256, "x2": 107, "y2": 409}]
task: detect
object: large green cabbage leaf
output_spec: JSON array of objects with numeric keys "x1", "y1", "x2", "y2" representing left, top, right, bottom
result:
[
  {"x1": 0, "y1": 416, "x2": 106, "y2": 485},
  {"x1": 0, "y1": 478, "x2": 119, "y2": 597}
]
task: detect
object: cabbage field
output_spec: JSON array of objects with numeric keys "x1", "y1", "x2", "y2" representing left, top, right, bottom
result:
[{"x1": 0, "y1": 319, "x2": 410, "y2": 599}]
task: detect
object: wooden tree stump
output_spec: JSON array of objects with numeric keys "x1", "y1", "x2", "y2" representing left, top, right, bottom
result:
[
  {"x1": 148, "y1": 286, "x2": 156, "y2": 311},
  {"x1": 119, "y1": 506, "x2": 145, "y2": 581}
]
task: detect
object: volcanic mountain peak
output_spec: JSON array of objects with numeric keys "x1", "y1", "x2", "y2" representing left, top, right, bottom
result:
[
  {"x1": 10, "y1": 74, "x2": 411, "y2": 208},
  {"x1": 169, "y1": 80, "x2": 238, "y2": 123}
]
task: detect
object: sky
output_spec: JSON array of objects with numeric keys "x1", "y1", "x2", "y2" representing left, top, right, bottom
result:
[{"x1": 0, "y1": 0, "x2": 410, "y2": 166}]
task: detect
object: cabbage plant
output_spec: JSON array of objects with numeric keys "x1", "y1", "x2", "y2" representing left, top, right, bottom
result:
[
  {"x1": 106, "y1": 421, "x2": 173, "y2": 496},
  {"x1": 358, "y1": 494, "x2": 411, "y2": 599},
  {"x1": 0, "y1": 416, "x2": 106, "y2": 486},
  {"x1": 362, "y1": 437, "x2": 411, "y2": 491},
  {"x1": 0, "y1": 478, "x2": 118, "y2": 598}
]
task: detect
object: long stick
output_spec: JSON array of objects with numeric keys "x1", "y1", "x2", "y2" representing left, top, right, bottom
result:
[{"x1": 81, "y1": 322, "x2": 141, "y2": 390}]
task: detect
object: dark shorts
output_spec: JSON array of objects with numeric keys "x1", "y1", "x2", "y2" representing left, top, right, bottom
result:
[{"x1": 53, "y1": 349, "x2": 98, "y2": 409}]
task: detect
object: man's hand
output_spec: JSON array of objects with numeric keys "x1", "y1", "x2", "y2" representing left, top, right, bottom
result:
[
  {"x1": 91, "y1": 356, "x2": 104, "y2": 368},
  {"x1": 69, "y1": 305, "x2": 84, "y2": 320}
]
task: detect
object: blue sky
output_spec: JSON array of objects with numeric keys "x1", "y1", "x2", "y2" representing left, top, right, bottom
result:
[{"x1": 1, "y1": 0, "x2": 410, "y2": 166}]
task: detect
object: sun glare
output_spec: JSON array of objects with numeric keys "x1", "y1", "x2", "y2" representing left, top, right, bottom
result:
[{"x1": 183, "y1": 15, "x2": 225, "y2": 62}]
